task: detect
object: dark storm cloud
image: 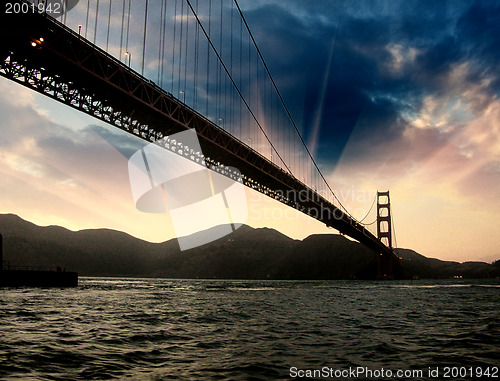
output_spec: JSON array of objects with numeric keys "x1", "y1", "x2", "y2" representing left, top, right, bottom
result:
[
  {"x1": 456, "y1": 0, "x2": 500, "y2": 63},
  {"x1": 244, "y1": 4, "x2": 397, "y2": 164},
  {"x1": 455, "y1": 1, "x2": 500, "y2": 98},
  {"x1": 241, "y1": 0, "x2": 500, "y2": 167}
]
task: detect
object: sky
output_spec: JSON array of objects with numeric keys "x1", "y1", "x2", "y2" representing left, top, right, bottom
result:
[{"x1": 1, "y1": 0, "x2": 499, "y2": 263}]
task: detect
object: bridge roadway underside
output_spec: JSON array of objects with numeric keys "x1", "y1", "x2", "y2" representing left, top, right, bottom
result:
[{"x1": 0, "y1": 6, "x2": 394, "y2": 258}]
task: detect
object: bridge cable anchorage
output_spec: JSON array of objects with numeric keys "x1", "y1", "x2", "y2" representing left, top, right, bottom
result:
[
  {"x1": 185, "y1": 0, "x2": 293, "y2": 176},
  {"x1": 232, "y1": 0, "x2": 354, "y2": 220}
]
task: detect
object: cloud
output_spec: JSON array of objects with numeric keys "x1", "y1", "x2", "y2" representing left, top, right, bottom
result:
[
  {"x1": 0, "y1": 78, "x2": 179, "y2": 241},
  {"x1": 223, "y1": 1, "x2": 500, "y2": 260},
  {"x1": 241, "y1": 0, "x2": 499, "y2": 166}
]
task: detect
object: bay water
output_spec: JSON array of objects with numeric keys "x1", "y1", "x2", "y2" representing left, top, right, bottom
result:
[{"x1": 0, "y1": 278, "x2": 498, "y2": 380}]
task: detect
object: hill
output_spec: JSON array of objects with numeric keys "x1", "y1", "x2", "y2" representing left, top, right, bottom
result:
[
  {"x1": 0, "y1": 214, "x2": 498, "y2": 279},
  {"x1": 395, "y1": 248, "x2": 500, "y2": 279}
]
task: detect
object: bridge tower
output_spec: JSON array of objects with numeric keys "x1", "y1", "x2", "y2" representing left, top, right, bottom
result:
[
  {"x1": 377, "y1": 191, "x2": 393, "y2": 278},
  {"x1": 377, "y1": 191, "x2": 392, "y2": 250}
]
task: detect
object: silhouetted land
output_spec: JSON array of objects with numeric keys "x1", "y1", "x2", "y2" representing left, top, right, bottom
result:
[{"x1": 0, "y1": 214, "x2": 498, "y2": 280}]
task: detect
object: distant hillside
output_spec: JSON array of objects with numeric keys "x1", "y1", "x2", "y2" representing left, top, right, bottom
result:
[
  {"x1": 0, "y1": 214, "x2": 498, "y2": 279},
  {"x1": 395, "y1": 248, "x2": 500, "y2": 279},
  {"x1": 279, "y1": 234, "x2": 378, "y2": 279}
]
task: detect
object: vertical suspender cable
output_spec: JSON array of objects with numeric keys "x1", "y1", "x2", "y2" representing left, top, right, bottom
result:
[
  {"x1": 391, "y1": 209, "x2": 398, "y2": 249},
  {"x1": 119, "y1": 0, "x2": 125, "y2": 61},
  {"x1": 193, "y1": 0, "x2": 199, "y2": 108},
  {"x1": 160, "y1": 0, "x2": 168, "y2": 88},
  {"x1": 94, "y1": 0, "x2": 99, "y2": 45},
  {"x1": 248, "y1": 30, "x2": 251, "y2": 144},
  {"x1": 171, "y1": 0, "x2": 177, "y2": 90},
  {"x1": 106, "y1": 0, "x2": 112, "y2": 52},
  {"x1": 125, "y1": 0, "x2": 131, "y2": 54},
  {"x1": 142, "y1": 0, "x2": 149, "y2": 76},
  {"x1": 85, "y1": 0, "x2": 90, "y2": 38},
  {"x1": 178, "y1": 0, "x2": 183, "y2": 95},
  {"x1": 217, "y1": 0, "x2": 223, "y2": 123},
  {"x1": 206, "y1": 0, "x2": 212, "y2": 115},
  {"x1": 185, "y1": 0, "x2": 292, "y2": 174},
  {"x1": 215, "y1": 0, "x2": 219, "y2": 122},
  {"x1": 158, "y1": 0, "x2": 165, "y2": 84},
  {"x1": 233, "y1": 0, "x2": 351, "y2": 216},
  {"x1": 184, "y1": 0, "x2": 189, "y2": 100},
  {"x1": 119, "y1": 0, "x2": 125, "y2": 60},
  {"x1": 256, "y1": 50, "x2": 259, "y2": 151},
  {"x1": 222, "y1": 0, "x2": 227, "y2": 130},
  {"x1": 63, "y1": 0, "x2": 67, "y2": 24},
  {"x1": 270, "y1": 73, "x2": 273, "y2": 161},
  {"x1": 239, "y1": 14, "x2": 242, "y2": 140},
  {"x1": 229, "y1": 1, "x2": 233, "y2": 134}
]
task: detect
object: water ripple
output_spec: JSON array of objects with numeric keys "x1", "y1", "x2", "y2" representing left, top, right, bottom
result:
[{"x1": 0, "y1": 278, "x2": 498, "y2": 380}]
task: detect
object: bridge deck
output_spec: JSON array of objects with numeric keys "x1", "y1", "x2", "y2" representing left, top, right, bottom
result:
[{"x1": 1, "y1": 3, "x2": 393, "y2": 257}]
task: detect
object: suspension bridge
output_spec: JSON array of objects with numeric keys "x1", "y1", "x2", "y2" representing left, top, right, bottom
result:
[{"x1": 0, "y1": 0, "x2": 399, "y2": 277}]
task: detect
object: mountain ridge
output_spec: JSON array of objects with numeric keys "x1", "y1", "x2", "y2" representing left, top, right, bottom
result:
[{"x1": 0, "y1": 214, "x2": 498, "y2": 279}]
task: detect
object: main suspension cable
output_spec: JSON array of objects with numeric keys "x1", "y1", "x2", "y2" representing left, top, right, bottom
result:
[
  {"x1": 185, "y1": 0, "x2": 292, "y2": 176},
  {"x1": 232, "y1": 0, "x2": 353, "y2": 219},
  {"x1": 359, "y1": 194, "x2": 376, "y2": 224}
]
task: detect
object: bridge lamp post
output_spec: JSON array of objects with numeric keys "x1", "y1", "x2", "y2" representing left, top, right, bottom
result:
[
  {"x1": 248, "y1": 138, "x2": 252, "y2": 147},
  {"x1": 125, "y1": 51, "x2": 131, "y2": 67},
  {"x1": 179, "y1": 90, "x2": 185, "y2": 103},
  {"x1": 78, "y1": 24, "x2": 82, "y2": 37}
]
